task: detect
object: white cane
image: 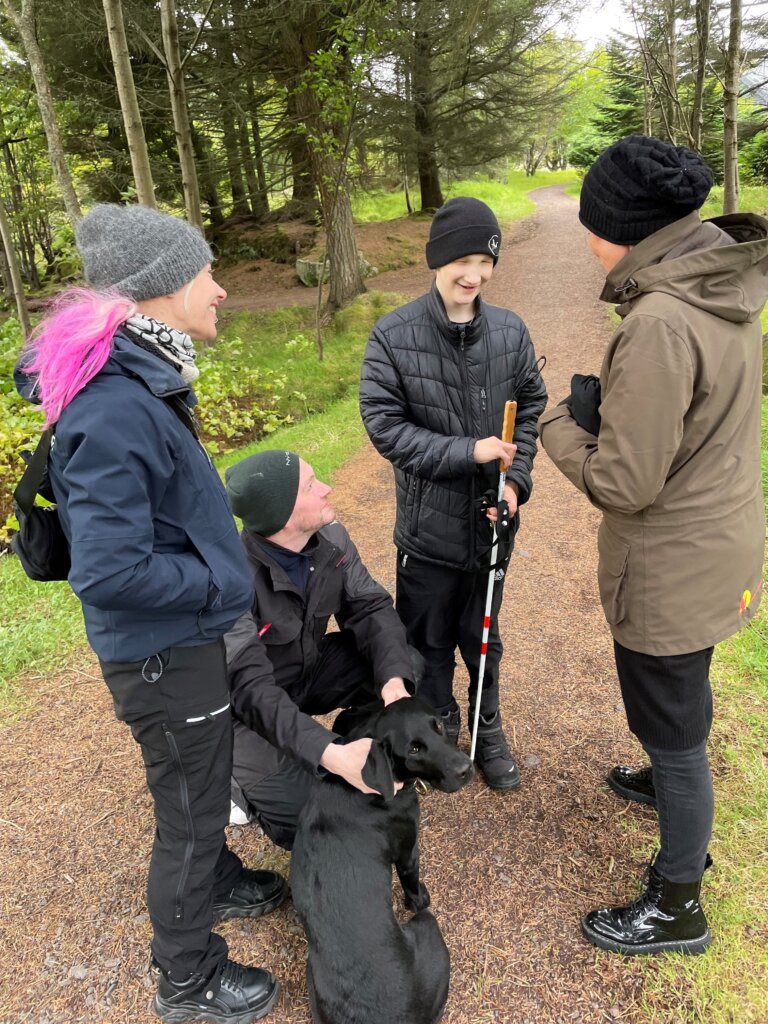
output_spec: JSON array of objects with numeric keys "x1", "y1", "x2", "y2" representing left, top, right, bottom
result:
[{"x1": 469, "y1": 400, "x2": 517, "y2": 761}]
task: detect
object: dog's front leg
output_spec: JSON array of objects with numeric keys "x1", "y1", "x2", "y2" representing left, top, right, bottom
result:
[{"x1": 395, "y1": 817, "x2": 430, "y2": 912}]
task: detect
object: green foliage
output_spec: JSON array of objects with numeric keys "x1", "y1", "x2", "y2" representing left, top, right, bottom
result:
[{"x1": 0, "y1": 318, "x2": 44, "y2": 541}]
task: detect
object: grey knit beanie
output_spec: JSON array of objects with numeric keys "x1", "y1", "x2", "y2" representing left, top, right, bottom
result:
[
  {"x1": 225, "y1": 450, "x2": 301, "y2": 537},
  {"x1": 75, "y1": 203, "x2": 213, "y2": 300}
]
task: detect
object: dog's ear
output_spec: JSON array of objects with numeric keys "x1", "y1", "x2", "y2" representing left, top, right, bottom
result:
[{"x1": 361, "y1": 739, "x2": 396, "y2": 802}]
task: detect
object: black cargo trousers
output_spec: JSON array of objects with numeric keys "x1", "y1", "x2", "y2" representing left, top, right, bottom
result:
[{"x1": 99, "y1": 639, "x2": 242, "y2": 980}]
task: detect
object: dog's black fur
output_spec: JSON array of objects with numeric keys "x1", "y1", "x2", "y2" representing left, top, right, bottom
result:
[{"x1": 290, "y1": 698, "x2": 474, "y2": 1024}]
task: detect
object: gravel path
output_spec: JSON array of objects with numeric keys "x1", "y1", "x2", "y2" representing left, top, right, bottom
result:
[{"x1": 1, "y1": 186, "x2": 664, "y2": 1024}]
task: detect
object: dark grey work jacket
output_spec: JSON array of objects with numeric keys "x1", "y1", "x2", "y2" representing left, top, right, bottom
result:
[
  {"x1": 360, "y1": 285, "x2": 548, "y2": 571},
  {"x1": 225, "y1": 521, "x2": 413, "y2": 771}
]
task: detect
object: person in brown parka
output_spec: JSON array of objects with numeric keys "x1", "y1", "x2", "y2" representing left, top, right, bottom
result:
[{"x1": 539, "y1": 135, "x2": 766, "y2": 955}]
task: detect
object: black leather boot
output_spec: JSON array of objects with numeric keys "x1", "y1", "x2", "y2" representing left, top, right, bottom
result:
[
  {"x1": 581, "y1": 864, "x2": 711, "y2": 955},
  {"x1": 472, "y1": 710, "x2": 520, "y2": 791},
  {"x1": 212, "y1": 868, "x2": 287, "y2": 923},
  {"x1": 154, "y1": 959, "x2": 279, "y2": 1023},
  {"x1": 440, "y1": 707, "x2": 460, "y2": 746},
  {"x1": 607, "y1": 764, "x2": 656, "y2": 807}
]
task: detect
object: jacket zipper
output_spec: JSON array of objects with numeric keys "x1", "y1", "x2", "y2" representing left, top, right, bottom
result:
[
  {"x1": 163, "y1": 725, "x2": 195, "y2": 921},
  {"x1": 457, "y1": 328, "x2": 476, "y2": 567}
]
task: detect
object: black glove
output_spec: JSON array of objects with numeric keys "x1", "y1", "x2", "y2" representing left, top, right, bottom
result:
[{"x1": 569, "y1": 373, "x2": 601, "y2": 436}]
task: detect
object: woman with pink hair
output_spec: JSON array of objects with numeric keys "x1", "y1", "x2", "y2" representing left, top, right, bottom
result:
[{"x1": 15, "y1": 204, "x2": 284, "y2": 1023}]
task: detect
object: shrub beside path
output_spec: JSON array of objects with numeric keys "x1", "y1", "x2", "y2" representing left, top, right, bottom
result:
[{"x1": 2, "y1": 187, "x2": 669, "y2": 1024}]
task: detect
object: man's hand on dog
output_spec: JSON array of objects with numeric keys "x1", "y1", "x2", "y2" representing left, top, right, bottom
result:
[
  {"x1": 381, "y1": 677, "x2": 411, "y2": 705},
  {"x1": 320, "y1": 738, "x2": 404, "y2": 796}
]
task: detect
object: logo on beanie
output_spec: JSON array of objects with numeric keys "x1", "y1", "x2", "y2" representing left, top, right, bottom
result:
[{"x1": 488, "y1": 235, "x2": 500, "y2": 256}]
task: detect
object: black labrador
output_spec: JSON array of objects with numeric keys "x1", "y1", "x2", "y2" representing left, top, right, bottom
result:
[{"x1": 290, "y1": 697, "x2": 474, "y2": 1024}]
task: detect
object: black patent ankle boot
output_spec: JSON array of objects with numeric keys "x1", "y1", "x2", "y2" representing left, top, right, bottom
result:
[
  {"x1": 607, "y1": 764, "x2": 656, "y2": 807},
  {"x1": 154, "y1": 958, "x2": 279, "y2": 1023},
  {"x1": 581, "y1": 864, "x2": 711, "y2": 955}
]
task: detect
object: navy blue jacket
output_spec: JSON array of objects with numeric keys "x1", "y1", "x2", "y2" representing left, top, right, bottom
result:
[{"x1": 18, "y1": 333, "x2": 252, "y2": 661}]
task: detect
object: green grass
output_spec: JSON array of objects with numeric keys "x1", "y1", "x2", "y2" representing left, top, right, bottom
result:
[
  {"x1": 701, "y1": 183, "x2": 768, "y2": 220},
  {"x1": 351, "y1": 169, "x2": 577, "y2": 224}
]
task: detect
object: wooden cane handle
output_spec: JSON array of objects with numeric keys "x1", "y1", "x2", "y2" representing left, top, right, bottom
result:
[{"x1": 499, "y1": 400, "x2": 517, "y2": 471}]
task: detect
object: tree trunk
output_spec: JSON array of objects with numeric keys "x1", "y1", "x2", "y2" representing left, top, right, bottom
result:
[
  {"x1": 246, "y1": 79, "x2": 270, "y2": 218},
  {"x1": 102, "y1": 0, "x2": 156, "y2": 207},
  {"x1": 239, "y1": 117, "x2": 267, "y2": 220},
  {"x1": 159, "y1": 0, "x2": 203, "y2": 229},
  {"x1": 286, "y1": 91, "x2": 316, "y2": 218},
  {"x1": 1, "y1": 0, "x2": 81, "y2": 227},
  {"x1": 412, "y1": 12, "x2": 443, "y2": 210},
  {"x1": 0, "y1": 195, "x2": 31, "y2": 335},
  {"x1": 191, "y1": 127, "x2": 223, "y2": 228},
  {"x1": 723, "y1": 0, "x2": 742, "y2": 214},
  {"x1": 220, "y1": 102, "x2": 249, "y2": 216},
  {"x1": 691, "y1": 0, "x2": 710, "y2": 151}
]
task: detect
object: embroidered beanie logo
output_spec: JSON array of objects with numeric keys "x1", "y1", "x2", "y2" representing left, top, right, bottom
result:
[{"x1": 488, "y1": 234, "x2": 500, "y2": 256}]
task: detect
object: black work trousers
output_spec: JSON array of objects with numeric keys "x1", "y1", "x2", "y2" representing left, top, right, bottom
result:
[
  {"x1": 614, "y1": 642, "x2": 716, "y2": 883},
  {"x1": 100, "y1": 640, "x2": 242, "y2": 980},
  {"x1": 395, "y1": 552, "x2": 507, "y2": 718},
  {"x1": 232, "y1": 631, "x2": 381, "y2": 850}
]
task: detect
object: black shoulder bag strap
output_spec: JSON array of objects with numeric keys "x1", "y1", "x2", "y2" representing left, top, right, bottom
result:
[{"x1": 13, "y1": 428, "x2": 53, "y2": 516}]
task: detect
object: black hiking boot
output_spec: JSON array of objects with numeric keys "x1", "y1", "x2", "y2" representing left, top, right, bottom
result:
[
  {"x1": 153, "y1": 958, "x2": 279, "y2": 1023},
  {"x1": 607, "y1": 764, "x2": 656, "y2": 807},
  {"x1": 472, "y1": 710, "x2": 520, "y2": 791},
  {"x1": 212, "y1": 868, "x2": 287, "y2": 923},
  {"x1": 581, "y1": 864, "x2": 711, "y2": 955},
  {"x1": 440, "y1": 707, "x2": 461, "y2": 746}
]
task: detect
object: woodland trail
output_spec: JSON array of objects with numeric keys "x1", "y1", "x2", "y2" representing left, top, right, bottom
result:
[{"x1": 1, "y1": 187, "x2": 669, "y2": 1024}]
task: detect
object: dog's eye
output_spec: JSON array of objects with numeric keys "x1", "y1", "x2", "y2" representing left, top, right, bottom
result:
[
  {"x1": 409, "y1": 742, "x2": 423, "y2": 755},
  {"x1": 435, "y1": 720, "x2": 444, "y2": 735}
]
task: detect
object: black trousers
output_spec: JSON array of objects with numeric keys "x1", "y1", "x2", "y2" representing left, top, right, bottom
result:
[
  {"x1": 232, "y1": 631, "x2": 381, "y2": 849},
  {"x1": 100, "y1": 640, "x2": 242, "y2": 980},
  {"x1": 395, "y1": 552, "x2": 507, "y2": 717},
  {"x1": 614, "y1": 642, "x2": 715, "y2": 882}
]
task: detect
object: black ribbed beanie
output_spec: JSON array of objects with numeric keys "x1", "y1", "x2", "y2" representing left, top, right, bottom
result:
[
  {"x1": 426, "y1": 197, "x2": 501, "y2": 268},
  {"x1": 579, "y1": 135, "x2": 714, "y2": 245},
  {"x1": 225, "y1": 450, "x2": 300, "y2": 536}
]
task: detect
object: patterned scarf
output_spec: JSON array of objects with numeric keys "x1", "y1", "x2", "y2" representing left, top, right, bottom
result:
[{"x1": 123, "y1": 313, "x2": 199, "y2": 383}]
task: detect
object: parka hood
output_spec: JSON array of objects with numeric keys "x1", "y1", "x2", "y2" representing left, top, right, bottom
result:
[{"x1": 601, "y1": 210, "x2": 768, "y2": 323}]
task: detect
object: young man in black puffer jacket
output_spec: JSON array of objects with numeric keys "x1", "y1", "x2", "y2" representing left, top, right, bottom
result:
[{"x1": 360, "y1": 197, "x2": 547, "y2": 790}]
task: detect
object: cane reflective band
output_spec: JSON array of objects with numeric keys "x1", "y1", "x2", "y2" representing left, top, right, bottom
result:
[
  {"x1": 470, "y1": 400, "x2": 516, "y2": 761},
  {"x1": 185, "y1": 702, "x2": 230, "y2": 723}
]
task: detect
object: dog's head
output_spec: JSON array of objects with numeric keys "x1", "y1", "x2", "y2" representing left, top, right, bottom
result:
[{"x1": 334, "y1": 698, "x2": 474, "y2": 801}]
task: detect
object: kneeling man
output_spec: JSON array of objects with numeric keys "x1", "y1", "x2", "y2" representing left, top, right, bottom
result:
[{"x1": 224, "y1": 450, "x2": 419, "y2": 848}]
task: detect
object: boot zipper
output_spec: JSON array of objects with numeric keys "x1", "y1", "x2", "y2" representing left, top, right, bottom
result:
[{"x1": 163, "y1": 725, "x2": 195, "y2": 921}]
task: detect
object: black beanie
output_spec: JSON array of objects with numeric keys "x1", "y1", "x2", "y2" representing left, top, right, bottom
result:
[
  {"x1": 225, "y1": 450, "x2": 300, "y2": 536},
  {"x1": 579, "y1": 135, "x2": 714, "y2": 245},
  {"x1": 426, "y1": 197, "x2": 501, "y2": 268}
]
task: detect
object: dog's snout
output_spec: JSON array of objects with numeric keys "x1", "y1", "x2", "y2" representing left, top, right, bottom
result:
[{"x1": 455, "y1": 761, "x2": 473, "y2": 783}]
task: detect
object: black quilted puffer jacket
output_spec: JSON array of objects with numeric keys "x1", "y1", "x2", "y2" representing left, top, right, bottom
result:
[{"x1": 360, "y1": 284, "x2": 548, "y2": 572}]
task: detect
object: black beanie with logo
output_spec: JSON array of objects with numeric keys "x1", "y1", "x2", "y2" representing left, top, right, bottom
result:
[
  {"x1": 579, "y1": 134, "x2": 714, "y2": 245},
  {"x1": 426, "y1": 197, "x2": 501, "y2": 268},
  {"x1": 225, "y1": 450, "x2": 300, "y2": 537}
]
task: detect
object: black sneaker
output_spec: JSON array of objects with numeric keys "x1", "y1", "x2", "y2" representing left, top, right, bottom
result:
[
  {"x1": 473, "y1": 710, "x2": 520, "y2": 791},
  {"x1": 154, "y1": 958, "x2": 279, "y2": 1023},
  {"x1": 212, "y1": 868, "x2": 287, "y2": 923},
  {"x1": 440, "y1": 707, "x2": 460, "y2": 746},
  {"x1": 606, "y1": 765, "x2": 656, "y2": 807}
]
